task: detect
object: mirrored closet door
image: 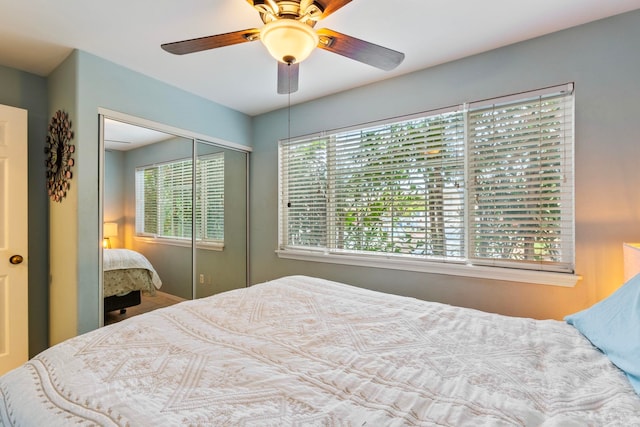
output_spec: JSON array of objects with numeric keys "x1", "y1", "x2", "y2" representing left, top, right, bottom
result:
[
  {"x1": 100, "y1": 114, "x2": 248, "y2": 325},
  {"x1": 194, "y1": 140, "x2": 247, "y2": 298}
]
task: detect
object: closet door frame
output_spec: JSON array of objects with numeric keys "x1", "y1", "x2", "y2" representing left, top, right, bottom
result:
[{"x1": 98, "y1": 108, "x2": 251, "y2": 324}]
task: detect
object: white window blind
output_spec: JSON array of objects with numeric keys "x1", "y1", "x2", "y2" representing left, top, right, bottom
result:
[
  {"x1": 328, "y1": 113, "x2": 466, "y2": 258},
  {"x1": 467, "y1": 91, "x2": 574, "y2": 272},
  {"x1": 196, "y1": 153, "x2": 225, "y2": 242},
  {"x1": 279, "y1": 84, "x2": 574, "y2": 275},
  {"x1": 136, "y1": 152, "x2": 224, "y2": 242},
  {"x1": 280, "y1": 112, "x2": 466, "y2": 260},
  {"x1": 280, "y1": 138, "x2": 328, "y2": 249}
]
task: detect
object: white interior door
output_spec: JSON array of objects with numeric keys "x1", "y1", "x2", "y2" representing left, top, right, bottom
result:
[{"x1": 0, "y1": 104, "x2": 28, "y2": 375}]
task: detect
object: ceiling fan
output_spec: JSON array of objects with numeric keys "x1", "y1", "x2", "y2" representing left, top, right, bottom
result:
[{"x1": 161, "y1": 0, "x2": 405, "y2": 94}]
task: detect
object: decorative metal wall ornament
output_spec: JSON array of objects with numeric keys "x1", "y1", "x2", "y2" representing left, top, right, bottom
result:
[{"x1": 45, "y1": 110, "x2": 75, "y2": 202}]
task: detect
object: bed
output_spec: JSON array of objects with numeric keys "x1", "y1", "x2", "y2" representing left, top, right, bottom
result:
[
  {"x1": 1, "y1": 275, "x2": 639, "y2": 426},
  {"x1": 103, "y1": 248, "x2": 162, "y2": 314}
]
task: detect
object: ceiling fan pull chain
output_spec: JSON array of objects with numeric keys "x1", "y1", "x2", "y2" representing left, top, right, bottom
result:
[{"x1": 287, "y1": 62, "x2": 292, "y2": 142}]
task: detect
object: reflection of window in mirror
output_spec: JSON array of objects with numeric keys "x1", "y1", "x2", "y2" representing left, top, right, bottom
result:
[{"x1": 134, "y1": 152, "x2": 225, "y2": 251}]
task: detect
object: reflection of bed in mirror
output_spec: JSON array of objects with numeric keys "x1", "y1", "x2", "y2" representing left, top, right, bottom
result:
[{"x1": 103, "y1": 248, "x2": 162, "y2": 314}]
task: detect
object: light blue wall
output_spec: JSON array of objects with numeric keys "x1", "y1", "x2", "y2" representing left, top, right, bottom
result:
[
  {"x1": 49, "y1": 50, "x2": 253, "y2": 334},
  {"x1": 18, "y1": 8, "x2": 640, "y2": 345},
  {"x1": 0, "y1": 65, "x2": 49, "y2": 356},
  {"x1": 104, "y1": 150, "x2": 124, "y2": 229},
  {"x1": 250, "y1": 10, "x2": 640, "y2": 320}
]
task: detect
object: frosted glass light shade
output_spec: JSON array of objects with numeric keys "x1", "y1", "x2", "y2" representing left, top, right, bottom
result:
[
  {"x1": 260, "y1": 19, "x2": 319, "y2": 64},
  {"x1": 623, "y1": 242, "x2": 640, "y2": 282}
]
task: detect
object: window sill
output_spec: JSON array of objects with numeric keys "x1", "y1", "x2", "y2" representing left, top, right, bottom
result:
[
  {"x1": 275, "y1": 249, "x2": 580, "y2": 287},
  {"x1": 135, "y1": 236, "x2": 224, "y2": 251}
]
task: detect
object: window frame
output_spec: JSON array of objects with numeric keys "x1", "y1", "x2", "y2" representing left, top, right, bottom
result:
[{"x1": 277, "y1": 84, "x2": 579, "y2": 287}]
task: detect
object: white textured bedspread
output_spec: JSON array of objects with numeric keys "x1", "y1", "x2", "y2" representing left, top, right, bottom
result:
[{"x1": 1, "y1": 276, "x2": 639, "y2": 426}]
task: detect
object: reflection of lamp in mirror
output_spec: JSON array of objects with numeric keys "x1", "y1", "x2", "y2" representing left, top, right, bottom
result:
[
  {"x1": 103, "y1": 222, "x2": 118, "y2": 249},
  {"x1": 623, "y1": 242, "x2": 640, "y2": 282}
]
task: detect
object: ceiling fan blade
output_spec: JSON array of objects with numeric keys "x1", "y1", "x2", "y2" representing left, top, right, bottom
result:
[
  {"x1": 316, "y1": 0, "x2": 353, "y2": 19},
  {"x1": 278, "y1": 62, "x2": 299, "y2": 94},
  {"x1": 161, "y1": 29, "x2": 260, "y2": 55},
  {"x1": 316, "y1": 28, "x2": 404, "y2": 71}
]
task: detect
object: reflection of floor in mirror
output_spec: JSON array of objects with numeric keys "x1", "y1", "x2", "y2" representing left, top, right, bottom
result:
[{"x1": 104, "y1": 291, "x2": 186, "y2": 326}]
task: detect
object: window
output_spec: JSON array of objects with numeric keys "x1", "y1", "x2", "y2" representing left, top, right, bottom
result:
[
  {"x1": 278, "y1": 84, "x2": 575, "y2": 283},
  {"x1": 136, "y1": 152, "x2": 224, "y2": 247}
]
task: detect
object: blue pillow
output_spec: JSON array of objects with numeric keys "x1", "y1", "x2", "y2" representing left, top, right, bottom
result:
[{"x1": 565, "y1": 274, "x2": 640, "y2": 395}]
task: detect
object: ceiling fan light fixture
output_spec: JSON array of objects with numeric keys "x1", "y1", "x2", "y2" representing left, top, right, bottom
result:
[{"x1": 260, "y1": 19, "x2": 319, "y2": 64}]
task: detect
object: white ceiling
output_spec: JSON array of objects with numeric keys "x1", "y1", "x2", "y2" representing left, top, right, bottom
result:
[
  {"x1": 1, "y1": 0, "x2": 639, "y2": 116},
  {"x1": 103, "y1": 118, "x2": 174, "y2": 151}
]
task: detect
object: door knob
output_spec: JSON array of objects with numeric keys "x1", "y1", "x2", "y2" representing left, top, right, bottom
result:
[{"x1": 9, "y1": 255, "x2": 23, "y2": 265}]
